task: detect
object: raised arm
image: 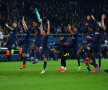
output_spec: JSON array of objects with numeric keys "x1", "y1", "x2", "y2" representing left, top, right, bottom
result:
[
  {"x1": 40, "y1": 21, "x2": 46, "y2": 36},
  {"x1": 22, "y1": 16, "x2": 28, "y2": 31},
  {"x1": 47, "y1": 20, "x2": 50, "y2": 35},
  {"x1": 91, "y1": 15, "x2": 102, "y2": 29},
  {"x1": 101, "y1": 14, "x2": 106, "y2": 31},
  {"x1": 66, "y1": 24, "x2": 74, "y2": 35},
  {"x1": 5, "y1": 24, "x2": 14, "y2": 30}
]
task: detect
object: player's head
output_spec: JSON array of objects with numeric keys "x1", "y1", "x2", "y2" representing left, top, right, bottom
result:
[
  {"x1": 87, "y1": 15, "x2": 90, "y2": 20},
  {"x1": 33, "y1": 22, "x2": 37, "y2": 27},
  {"x1": 73, "y1": 27, "x2": 77, "y2": 32},
  {"x1": 12, "y1": 22, "x2": 17, "y2": 28},
  {"x1": 59, "y1": 36, "x2": 64, "y2": 41}
]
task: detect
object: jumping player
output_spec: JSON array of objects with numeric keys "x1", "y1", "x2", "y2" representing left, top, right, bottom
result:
[
  {"x1": 67, "y1": 24, "x2": 81, "y2": 71},
  {"x1": 77, "y1": 16, "x2": 95, "y2": 72},
  {"x1": 4, "y1": 22, "x2": 17, "y2": 61},
  {"x1": 31, "y1": 21, "x2": 42, "y2": 64},
  {"x1": 40, "y1": 20, "x2": 50, "y2": 74},
  {"x1": 86, "y1": 15, "x2": 106, "y2": 72},
  {"x1": 20, "y1": 17, "x2": 30, "y2": 69}
]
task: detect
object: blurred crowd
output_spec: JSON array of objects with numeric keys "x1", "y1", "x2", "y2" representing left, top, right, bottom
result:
[{"x1": 0, "y1": 0, "x2": 108, "y2": 34}]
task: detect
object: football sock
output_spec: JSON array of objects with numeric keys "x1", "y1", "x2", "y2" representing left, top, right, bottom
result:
[
  {"x1": 90, "y1": 54, "x2": 97, "y2": 67},
  {"x1": 31, "y1": 49, "x2": 34, "y2": 57},
  {"x1": 64, "y1": 67, "x2": 66, "y2": 70},
  {"x1": 43, "y1": 61, "x2": 47, "y2": 70},
  {"x1": 23, "y1": 57, "x2": 26, "y2": 65},
  {"x1": 87, "y1": 66, "x2": 91, "y2": 71},
  {"x1": 77, "y1": 57, "x2": 80, "y2": 66},
  {"x1": 98, "y1": 53, "x2": 101, "y2": 68},
  {"x1": 36, "y1": 52, "x2": 39, "y2": 60}
]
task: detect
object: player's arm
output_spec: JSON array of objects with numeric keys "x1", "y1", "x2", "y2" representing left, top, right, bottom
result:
[
  {"x1": 67, "y1": 24, "x2": 74, "y2": 35},
  {"x1": 40, "y1": 21, "x2": 46, "y2": 36},
  {"x1": 77, "y1": 45, "x2": 85, "y2": 55},
  {"x1": 64, "y1": 42, "x2": 69, "y2": 46},
  {"x1": 5, "y1": 24, "x2": 14, "y2": 31},
  {"x1": 47, "y1": 20, "x2": 50, "y2": 35},
  {"x1": 22, "y1": 16, "x2": 28, "y2": 31},
  {"x1": 50, "y1": 43, "x2": 59, "y2": 46},
  {"x1": 3, "y1": 34, "x2": 10, "y2": 38},
  {"x1": 101, "y1": 14, "x2": 106, "y2": 31},
  {"x1": 91, "y1": 15, "x2": 102, "y2": 29}
]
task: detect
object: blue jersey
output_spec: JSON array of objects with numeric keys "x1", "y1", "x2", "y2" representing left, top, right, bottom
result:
[
  {"x1": 23, "y1": 30, "x2": 30, "y2": 44},
  {"x1": 92, "y1": 19, "x2": 104, "y2": 44},
  {"x1": 93, "y1": 27, "x2": 104, "y2": 44},
  {"x1": 86, "y1": 32, "x2": 95, "y2": 44},
  {"x1": 71, "y1": 32, "x2": 78, "y2": 45},
  {"x1": 9, "y1": 27, "x2": 17, "y2": 41},
  {"x1": 34, "y1": 26, "x2": 42, "y2": 39},
  {"x1": 42, "y1": 35, "x2": 49, "y2": 49}
]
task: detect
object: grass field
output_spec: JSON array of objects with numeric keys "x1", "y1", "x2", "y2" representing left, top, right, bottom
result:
[{"x1": 0, "y1": 59, "x2": 108, "y2": 90}]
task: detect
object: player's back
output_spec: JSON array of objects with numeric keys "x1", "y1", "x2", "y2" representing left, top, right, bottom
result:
[{"x1": 42, "y1": 35, "x2": 49, "y2": 49}]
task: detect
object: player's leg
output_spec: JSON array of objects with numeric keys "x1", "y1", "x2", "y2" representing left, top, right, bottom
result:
[
  {"x1": 35, "y1": 46, "x2": 40, "y2": 61},
  {"x1": 83, "y1": 51, "x2": 91, "y2": 72},
  {"x1": 40, "y1": 49, "x2": 49, "y2": 74},
  {"x1": 40, "y1": 57, "x2": 47, "y2": 74},
  {"x1": 32, "y1": 46, "x2": 40, "y2": 64},
  {"x1": 75, "y1": 52, "x2": 81, "y2": 71},
  {"x1": 31, "y1": 44, "x2": 35, "y2": 61},
  {"x1": 58, "y1": 56, "x2": 64, "y2": 71},
  {"x1": 87, "y1": 45, "x2": 98, "y2": 72},
  {"x1": 61, "y1": 55, "x2": 69, "y2": 72},
  {"x1": 20, "y1": 44, "x2": 28, "y2": 69},
  {"x1": 97, "y1": 45, "x2": 102, "y2": 72},
  {"x1": 85, "y1": 57, "x2": 92, "y2": 72},
  {"x1": 20, "y1": 53, "x2": 26, "y2": 69}
]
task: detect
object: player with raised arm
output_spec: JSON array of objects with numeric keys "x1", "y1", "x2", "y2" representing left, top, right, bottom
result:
[
  {"x1": 67, "y1": 24, "x2": 81, "y2": 71},
  {"x1": 20, "y1": 17, "x2": 30, "y2": 69},
  {"x1": 31, "y1": 21, "x2": 42, "y2": 64},
  {"x1": 30, "y1": 8, "x2": 42, "y2": 64},
  {"x1": 40, "y1": 20, "x2": 50, "y2": 74},
  {"x1": 77, "y1": 16, "x2": 95, "y2": 72},
  {"x1": 4, "y1": 22, "x2": 17, "y2": 61},
  {"x1": 86, "y1": 14, "x2": 106, "y2": 72}
]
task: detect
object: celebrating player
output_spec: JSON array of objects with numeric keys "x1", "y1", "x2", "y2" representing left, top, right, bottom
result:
[
  {"x1": 86, "y1": 15, "x2": 106, "y2": 72},
  {"x1": 20, "y1": 17, "x2": 30, "y2": 69},
  {"x1": 67, "y1": 24, "x2": 81, "y2": 71},
  {"x1": 40, "y1": 20, "x2": 50, "y2": 74},
  {"x1": 51, "y1": 36, "x2": 69, "y2": 72},
  {"x1": 31, "y1": 21, "x2": 42, "y2": 64},
  {"x1": 4, "y1": 22, "x2": 17, "y2": 61}
]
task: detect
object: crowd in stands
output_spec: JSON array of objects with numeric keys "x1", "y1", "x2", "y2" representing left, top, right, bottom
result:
[{"x1": 0, "y1": 0, "x2": 108, "y2": 34}]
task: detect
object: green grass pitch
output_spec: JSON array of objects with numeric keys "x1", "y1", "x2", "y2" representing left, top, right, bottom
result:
[{"x1": 0, "y1": 59, "x2": 108, "y2": 90}]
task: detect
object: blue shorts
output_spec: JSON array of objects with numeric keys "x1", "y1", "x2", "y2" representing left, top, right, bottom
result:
[
  {"x1": 42, "y1": 48, "x2": 49, "y2": 58},
  {"x1": 70, "y1": 43, "x2": 77, "y2": 53},
  {"x1": 35, "y1": 38, "x2": 42, "y2": 47},
  {"x1": 22, "y1": 43, "x2": 29, "y2": 53},
  {"x1": 88, "y1": 42, "x2": 101, "y2": 53}
]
